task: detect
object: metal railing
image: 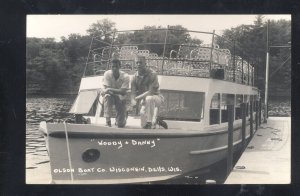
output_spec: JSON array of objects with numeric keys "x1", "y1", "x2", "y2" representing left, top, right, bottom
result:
[{"x1": 83, "y1": 28, "x2": 259, "y2": 86}]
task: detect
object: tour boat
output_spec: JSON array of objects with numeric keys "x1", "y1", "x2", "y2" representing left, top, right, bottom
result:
[{"x1": 39, "y1": 28, "x2": 261, "y2": 184}]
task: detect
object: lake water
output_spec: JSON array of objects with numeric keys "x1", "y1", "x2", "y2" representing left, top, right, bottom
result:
[{"x1": 26, "y1": 95, "x2": 76, "y2": 170}]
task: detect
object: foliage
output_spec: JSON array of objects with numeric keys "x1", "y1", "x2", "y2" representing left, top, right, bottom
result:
[
  {"x1": 26, "y1": 39, "x2": 67, "y2": 94},
  {"x1": 26, "y1": 36, "x2": 89, "y2": 94},
  {"x1": 215, "y1": 16, "x2": 291, "y2": 96},
  {"x1": 115, "y1": 25, "x2": 203, "y2": 56},
  {"x1": 26, "y1": 17, "x2": 290, "y2": 96},
  {"x1": 26, "y1": 19, "x2": 117, "y2": 94},
  {"x1": 86, "y1": 18, "x2": 116, "y2": 40}
]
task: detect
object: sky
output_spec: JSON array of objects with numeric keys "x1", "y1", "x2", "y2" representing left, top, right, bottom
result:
[{"x1": 27, "y1": 15, "x2": 291, "y2": 44}]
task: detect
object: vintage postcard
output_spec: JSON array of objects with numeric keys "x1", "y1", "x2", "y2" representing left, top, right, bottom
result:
[{"x1": 26, "y1": 14, "x2": 291, "y2": 185}]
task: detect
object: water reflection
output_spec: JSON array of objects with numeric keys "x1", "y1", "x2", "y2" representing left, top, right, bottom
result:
[{"x1": 26, "y1": 95, "x2": 75, "y2": 168}]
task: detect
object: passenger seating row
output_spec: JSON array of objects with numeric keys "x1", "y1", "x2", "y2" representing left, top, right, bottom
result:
[{"x1": 91, "y1": 45, "x2": 254, "y2": 84}]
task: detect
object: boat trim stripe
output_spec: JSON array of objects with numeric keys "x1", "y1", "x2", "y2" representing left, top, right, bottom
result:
[
  {"x1": 47, "y1": 123, "x2": 251, "y2": 139},
  {"x1": 52, "y1": 174, "x2": 178, "y2": 184},
  {"x1": 189, "y1": 135, "x2": 251, "y2": 155}
]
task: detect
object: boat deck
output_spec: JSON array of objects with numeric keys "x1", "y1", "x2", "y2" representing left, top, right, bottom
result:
[
  {"x1": 92, "y1": 115, "x2": 141, "y2": 127},
  {"x1": 90, "y1": 115, "x2": 207, "y2": 131},
  {"x1": 225, "y1": 117, "x2": 291, "y2": 184}
]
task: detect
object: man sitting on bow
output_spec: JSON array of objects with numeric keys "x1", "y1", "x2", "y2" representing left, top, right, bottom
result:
[
  {"x1": 102, "y1": 59, "x2": 130, "y2": 128},
  {"x1": 131, "y1": 55, "x2": 167, "y2": 129}
]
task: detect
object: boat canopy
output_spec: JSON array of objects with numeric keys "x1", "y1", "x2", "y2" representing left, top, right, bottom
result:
[{"x1": 69, "y1": 90, "x2": 99, "y2": 114}]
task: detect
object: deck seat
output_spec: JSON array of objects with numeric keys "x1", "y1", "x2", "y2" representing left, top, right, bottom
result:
[
  {"x1": 137, "y1": 50, "x2": 150, "y2": 57},
  {"x1": 146, "y1": 53, "x2": 161, "y2": 72},
  {"x1": 119, "y1": 46, "x2": 138, "y2": 60},
  {"x1": 117, "y1": 46, "x2": 139, "y2": 73}
]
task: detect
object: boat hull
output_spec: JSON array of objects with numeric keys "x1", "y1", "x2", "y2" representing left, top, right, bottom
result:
[{"x1": 40, "y1": 121, "x2": 251, "y2": 184}]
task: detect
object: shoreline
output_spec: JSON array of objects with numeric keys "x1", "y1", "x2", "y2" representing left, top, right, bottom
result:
[{"x1": 26, "y1": 93, "x2": 78, "y2": 96}]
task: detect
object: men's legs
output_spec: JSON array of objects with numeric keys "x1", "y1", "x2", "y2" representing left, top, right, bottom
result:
[
  {"x1": 114, "y1": 96, "x2": 127, "y2": 128},
  {"x1": 143, "y1": 95, "x2": 163, "y2": 128},
  {"x1": 103, "y1": 94, "x2": 113, "y2": 126},
  {"x1": 140, "y1": 103, "x2": 147, "y2": 128}
]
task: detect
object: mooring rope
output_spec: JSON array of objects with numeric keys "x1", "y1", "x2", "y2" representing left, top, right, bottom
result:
[{"x1": 63, "y1": 121, "x2": 74, "y2": 182}]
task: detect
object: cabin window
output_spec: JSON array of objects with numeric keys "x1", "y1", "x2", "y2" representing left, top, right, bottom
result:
[
  {"x1": 235, "y1": 94, "x2": 243, "y2": 120},
  {"x1": 159, "y1": 90, "x2": 204, "y2": 121},
  {"x1": 221, "y1": 93, "x2": 235, "y2": 123},
  {"x1": 210, "y1": 93, "x2": 220, "y2": 125}
]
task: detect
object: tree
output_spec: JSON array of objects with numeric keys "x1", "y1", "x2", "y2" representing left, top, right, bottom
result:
[
  {"x1": 115, "y1": 25, "x2": 203, "y2": 57},
  {"x1": 254, "y1": 15, "x2": 264, "y2": 27},
  {"x1": 87, "y1": 19, "x2": 116, "y2": 41},
  {"x1": 61, "y1": 34, "x2": 91, "y2": 64},
  {"x1": 27, "y1": 38, "x2": 78, "y2": 94},
  {"x1": 215, "y1": 16, "x2": 291, "y2": 96}
]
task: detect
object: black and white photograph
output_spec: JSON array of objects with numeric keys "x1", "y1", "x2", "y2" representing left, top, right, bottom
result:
[{"x1": 26, "y1": 14, "x2": 291, "y2": 185}]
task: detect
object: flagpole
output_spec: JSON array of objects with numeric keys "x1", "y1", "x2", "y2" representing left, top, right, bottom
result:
[{"x1": 264, "y1": 20, "x2": 269, "y2": 123}]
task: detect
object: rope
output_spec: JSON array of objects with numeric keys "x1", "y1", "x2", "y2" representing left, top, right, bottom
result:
[{"x1": 63, "y1": 121, "x2": 74, "y2": 182}]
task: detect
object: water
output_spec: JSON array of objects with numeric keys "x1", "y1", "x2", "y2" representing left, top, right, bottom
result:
[{"x1": 26, "y1": 95, "x2": 76, "y2": 169}]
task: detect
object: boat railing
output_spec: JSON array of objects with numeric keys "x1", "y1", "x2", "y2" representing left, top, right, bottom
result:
[{"x1": 83, "y1": 28, "x2": 258, "y2": 86}]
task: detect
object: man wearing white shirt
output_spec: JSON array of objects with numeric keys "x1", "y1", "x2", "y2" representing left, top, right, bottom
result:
[{"x1": 102, "y1": 59, "x2": 130, "y2": 128}]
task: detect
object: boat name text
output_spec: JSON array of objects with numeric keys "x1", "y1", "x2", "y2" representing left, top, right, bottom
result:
[
  {"x1": 53, "y1": 166, "x2": 182, "y2": 174},
  {"x1": 91, "y1": 139, "x2": 160, "y2": 149}
]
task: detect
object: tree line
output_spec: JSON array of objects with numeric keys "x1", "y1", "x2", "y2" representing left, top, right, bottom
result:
[
  {"x1": 26, "y1": 16, "x2": 291, "y2": 96},
  {"x1": 215, "y1": 15, "x2": 291, "y2": 97}
]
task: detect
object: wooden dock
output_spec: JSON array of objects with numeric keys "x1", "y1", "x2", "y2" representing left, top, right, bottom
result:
[
  {"x1": 26, "y1": 153, "x2": 51, "y2": 184},
  {"x1": 225, "y1": 117, "x2": 290, "y2": 184}
]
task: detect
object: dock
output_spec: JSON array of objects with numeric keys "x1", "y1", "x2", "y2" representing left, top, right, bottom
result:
[
  {"x1": 26, "y1": 153, "x2": 51, "y2": 184},
  {"x1": 225, "y1": 117, "x2": 290, "y2": 184}
]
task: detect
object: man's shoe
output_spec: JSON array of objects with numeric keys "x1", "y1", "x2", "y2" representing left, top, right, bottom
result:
[
  {"x1": 106, "y1": 120, "x2": 112, "y2": 127},
  {"x1": 156, "y1": 117, "x2": 168, "y2": 129},
  {"x1": 143, "y1": 122, "x2": 152, "y2": 129}
]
